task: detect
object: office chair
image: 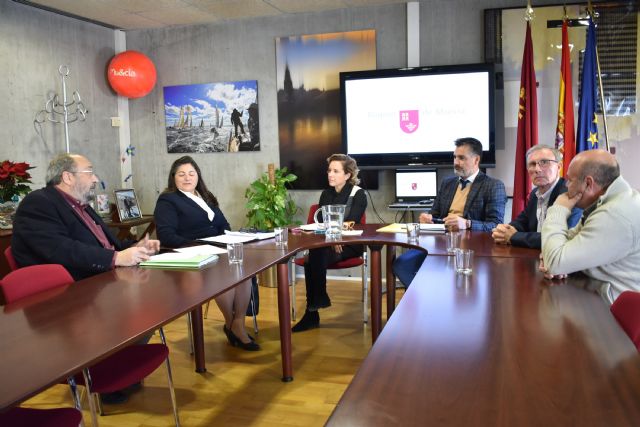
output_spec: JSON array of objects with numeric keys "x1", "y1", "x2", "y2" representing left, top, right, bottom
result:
[
  {"x1": 4, "y1": 245, "x2": 18, "y2": 271},
  {"x1": 610, "y1": 290, "x2": 640, "y2": 352},
  {"x1": 0, "y1": 263, "x2": 180, "y2": 426},
  {"x1": 0, "y1": 263, "x2": 84, "y2": 427}
]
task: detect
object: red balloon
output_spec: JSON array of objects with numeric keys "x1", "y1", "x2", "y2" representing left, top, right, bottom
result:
[{"x1": 107, "y1": 50, "x2": 157, "y2": 98}]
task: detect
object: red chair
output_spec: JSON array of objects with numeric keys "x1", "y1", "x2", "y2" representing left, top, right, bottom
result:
[
  {"x1": 1, "y1": 264, "x2": 180, "y2": 426},
  {"x1": 292, "y1": 204, "x2": 369, "y2": 323},
  {"x1": 0, "y1": 263, "x2": 72, "y2": 302},
  {"x1": 4, "y1": 245, "x2": 18, "y2": 271},
  {"x1": 0, "y1": 264, "x2": 82, "y2": 426},
  {"x1": 610, "y1": 291, "x2": 640, "y2": 352}
]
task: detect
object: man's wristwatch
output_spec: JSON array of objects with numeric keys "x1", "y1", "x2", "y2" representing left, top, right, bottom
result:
[{"x1": 466, "y1": 219, "x2": 471, "y2": 229}]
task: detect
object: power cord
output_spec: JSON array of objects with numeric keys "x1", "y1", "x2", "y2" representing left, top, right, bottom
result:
[{"x1": 359, "y1": 173, "x2": 392, "y2": 223}]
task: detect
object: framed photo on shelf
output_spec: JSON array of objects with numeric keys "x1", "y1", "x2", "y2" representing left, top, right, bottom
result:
[
  {"x1": 95, "y1": 194, "x2": 111, "y2": 217},
  {"x1": 114, "y1": 189, "x2": 142, "y2": 222}
]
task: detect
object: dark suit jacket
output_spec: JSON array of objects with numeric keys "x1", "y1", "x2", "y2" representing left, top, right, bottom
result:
[
  {"x1": 431, "y1": 172, "x2": 507, "y2": 231},
  {"x1": 509, "y1": 178, "x2": 582, "y2": 249},
  {"x1": 12, "y1": 186, "x2": 132, "y2": 280},
  {"x1": 154, "y1": 191, "x2": 231, "y2": 248}
]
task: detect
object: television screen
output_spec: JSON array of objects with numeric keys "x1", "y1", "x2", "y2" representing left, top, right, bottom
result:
[
  {"x1": 395, "y1": 169, "x2": 438, "y2": 202},
  {"x1": 340, "y1": 63, "x2": 495, "y2": 168}
]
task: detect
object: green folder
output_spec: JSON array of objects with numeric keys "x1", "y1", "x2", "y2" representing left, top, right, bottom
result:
[{"x1": 139, "y1": 252, "x2": 219, "y2": 269}]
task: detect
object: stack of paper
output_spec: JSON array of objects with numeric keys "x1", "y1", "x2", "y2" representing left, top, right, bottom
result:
[
  {"x1": 376, "y1": 223, "x2": 446, "y2": 234},
  {"x1": 419, "y1": 224, "x2": 446, "y2": 233},
  {"x1": 140, "y1": 251, "x2": 219, "y2": 269},
  {"x1": 175, "y1": 245, "x2": 227, "y2": 255},
  {"x1": 224, "y1": 230, "x2": 276, "y2": 240},
  {"x1": 199, "y1": 230, "x2": 276, "y2": 245}
]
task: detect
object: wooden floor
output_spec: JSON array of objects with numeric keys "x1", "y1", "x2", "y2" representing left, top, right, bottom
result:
[{"x1": 23, "y1": 279, "x2": 403, "y2": 426}]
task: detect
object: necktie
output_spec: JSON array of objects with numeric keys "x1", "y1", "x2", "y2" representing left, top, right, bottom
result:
[{"x1": 460, "y1": 179, "x2": 470, "y2": 190}]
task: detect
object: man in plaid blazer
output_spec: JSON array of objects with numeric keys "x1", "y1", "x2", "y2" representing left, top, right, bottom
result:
[{"x1": 393, "y1": 137, "x2": 506, "y2": 287}]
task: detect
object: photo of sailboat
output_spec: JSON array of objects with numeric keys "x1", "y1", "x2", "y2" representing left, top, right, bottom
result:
[{"x1": 163, "y1": 80, "x2": 260, "y2": 153}]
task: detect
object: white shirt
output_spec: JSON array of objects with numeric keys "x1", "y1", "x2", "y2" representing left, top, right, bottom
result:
[
  {"x1": 534, "y1": 177, "x2": 560, "y2": 232},
  {"x1": 459, "y1": 169, "x2": 480, "y2": 188},
  {"x1": 180, "y1": 190, "x2": 214, "y2": 221}
]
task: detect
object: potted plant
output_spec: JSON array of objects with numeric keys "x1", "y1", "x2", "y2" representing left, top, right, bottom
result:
[
  {"x1": 0, "y1": 161, "x2": 34, "y2": 204},
  {"x1": 0, "y1": 161, "x2": 34, "y2": 228},
  {"x1": 245, "y1": 164, "x2": 299, "y2": 286},
  {"x1": 244, "y1": 164, "x2": 299, "y2": 230}
]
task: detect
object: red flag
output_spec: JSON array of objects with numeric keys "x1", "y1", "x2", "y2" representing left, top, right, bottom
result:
[
  {"x1": 512, "y1": 22, "x2": 538, "y2": 219},
  {"x1": 555, "y1": 19, "x2": 575, "y2": 177}
]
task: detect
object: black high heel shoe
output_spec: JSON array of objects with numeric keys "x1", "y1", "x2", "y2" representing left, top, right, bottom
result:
[{"x1": 223, "y1": 325, "x2": 260, "y2": 351}]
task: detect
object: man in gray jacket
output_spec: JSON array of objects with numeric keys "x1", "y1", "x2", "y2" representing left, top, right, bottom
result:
[{"x1": 541, "y1": 149, "x2": 640, "y2": 303}]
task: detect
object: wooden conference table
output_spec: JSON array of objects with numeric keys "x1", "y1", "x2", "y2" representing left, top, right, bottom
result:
[
  {"x1": 0, "y1": 224, "x2": 421, "y2": 409},
  {"x1": 3, "y1": 225, "x2": 640, "y2": 422},
  {"x1": 328, "y1": 255, "x2": 640, "y2": 426}
]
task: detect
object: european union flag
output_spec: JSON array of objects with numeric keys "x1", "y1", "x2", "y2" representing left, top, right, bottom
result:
[{"x1": 576, "y1": 17, "x2": 599, "y2": 152}]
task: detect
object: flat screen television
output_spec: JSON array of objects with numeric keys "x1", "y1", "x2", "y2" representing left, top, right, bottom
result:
[
  {"x1": 340, "y1": 63, "x2": 495, "y2": 169},
  {"x1": 395, "y1": 169, "x2": 438, "y2": 203}
]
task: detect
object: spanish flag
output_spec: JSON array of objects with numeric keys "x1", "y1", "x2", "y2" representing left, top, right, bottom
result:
[
  {"x1": 554, "y1": 19, "x2": 575, "y2": 177},
  {"x1": 512, "y1": 22, "x2": 538, "y2": 219}
]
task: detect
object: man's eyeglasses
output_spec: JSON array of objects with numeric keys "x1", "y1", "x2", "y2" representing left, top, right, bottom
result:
[
  {"x1": 71, "y1": 170, "x2": 98, "y2": 177},
  {"x1": 527, "y1": 159, "x2": 558, "y2": 170}
]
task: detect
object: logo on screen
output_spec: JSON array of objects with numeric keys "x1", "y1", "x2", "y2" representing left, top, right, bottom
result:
[
  {"x1": 399, "y1": 110, "x2": 419, "y2": 134},
  {"x1": 411, "y1": 182, "x2": 417, "y2": 191}
]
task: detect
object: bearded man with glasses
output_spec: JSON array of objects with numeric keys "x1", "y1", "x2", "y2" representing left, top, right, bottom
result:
[
  {"x1": 12, "y1": 153, "x2": 159, "y2": 280},
  {"x1": 492, "y1": 144, "x2": 582, "y2": 248}
]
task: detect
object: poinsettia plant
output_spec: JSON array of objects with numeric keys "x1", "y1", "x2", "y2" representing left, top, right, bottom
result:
[{"x1": 0, "y1": 161, "x2": 34, "y2": 202}]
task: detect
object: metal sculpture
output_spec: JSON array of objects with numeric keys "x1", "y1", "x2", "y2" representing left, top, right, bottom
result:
[{"x1": 34, "y1": 65, "x2": 88, "y2": 153}]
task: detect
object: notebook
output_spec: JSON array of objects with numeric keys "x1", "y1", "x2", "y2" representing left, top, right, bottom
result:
[
  {"x1": 140, "y1": 252, "x2": 219, "y2": 269},
  {"x1": 388, "y1": 169, "x2": 437, "y2": 209}
]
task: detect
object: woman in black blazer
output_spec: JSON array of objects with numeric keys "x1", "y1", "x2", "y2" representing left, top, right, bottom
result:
[
  {"x1": 154, "y1": 156, "x2": 259, "y2": 351},
  {"x1": 292, "y1": 154, "x2": 367, "y2": 332}
]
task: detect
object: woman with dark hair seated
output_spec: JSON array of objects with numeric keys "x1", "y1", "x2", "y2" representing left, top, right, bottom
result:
[
  {"x1": 292, "y1": 153, "x2": 368, "y2": 332},
  {"x1": 154, "y1": 156, "x2": 259, "y2": 351}
]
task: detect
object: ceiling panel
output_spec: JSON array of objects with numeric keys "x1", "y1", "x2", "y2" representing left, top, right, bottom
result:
[{"x1": 24, "y1": 0, "x2": 406, "y2": 29}]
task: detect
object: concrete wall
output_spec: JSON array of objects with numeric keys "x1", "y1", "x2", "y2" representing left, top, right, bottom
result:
[
  {"x1": 125, "y1": 0, "x2": 565, "y2": 227},
  {"x1": 125, "y1": 4, "x2": 407, "y2": 228},
  {"x1": 0, "y1": 0, "x2": 120, "y2": 190},
  {"x1": 2, "y1": 0, "x2": 638, "y2": 233}
]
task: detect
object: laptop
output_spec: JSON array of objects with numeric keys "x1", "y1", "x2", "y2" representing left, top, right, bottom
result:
[{"x1": 388, "y1": 169, "x2": 437, "y2": 209}]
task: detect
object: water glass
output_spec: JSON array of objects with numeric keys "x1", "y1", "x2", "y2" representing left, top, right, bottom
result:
[
  {"x1": 406, "y1": 223, "x2": 420, "y2": 242},
  {"x1": 323, "y1": 205, "x2": 345, "y2": 239},
  {"x1": 454, "y1": 248, "x2": 474, "y2": 275},
  {"x1": 447, "y1": 231, "x2": 461, "y2": 254},
  {"x1": 227, "y1": 242, "x2": 243, "y2": 264},
  {"x1": 446, "y1": 231, "x2": 461, "y2": 254},
  {"x1": 274, "y1": 227, "x2": 288, "y2": 246}
]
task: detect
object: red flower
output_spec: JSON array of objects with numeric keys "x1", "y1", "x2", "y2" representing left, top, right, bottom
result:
[
  {"x1": 0, "y1": 160, "x2": 34, "y2": 202},
  {"x1": 0, "y1": 161, "x2": 11, "y2": 180},
  {"x1": 11, "y1": 162, "x2": 31, "y2": 178}
]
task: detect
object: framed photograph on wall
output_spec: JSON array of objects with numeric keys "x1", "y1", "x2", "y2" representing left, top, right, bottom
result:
[
  {"x1": 114, "y1": 189, "x2": 142, "y2": 222},
  {"x1": 163, "y1": 80, "x2": 260, "y2": 153},
  {"x1": 275, "y1": 29, "x2": 378, "y2": 189}
]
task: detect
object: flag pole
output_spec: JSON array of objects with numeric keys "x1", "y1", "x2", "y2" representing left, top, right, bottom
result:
[
  {"x1": 588, "y1": 2, "x2": 610, "y2": 151},
  {"x1": 525, "y1": 0, "x2": 534, "y2": 22}
]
